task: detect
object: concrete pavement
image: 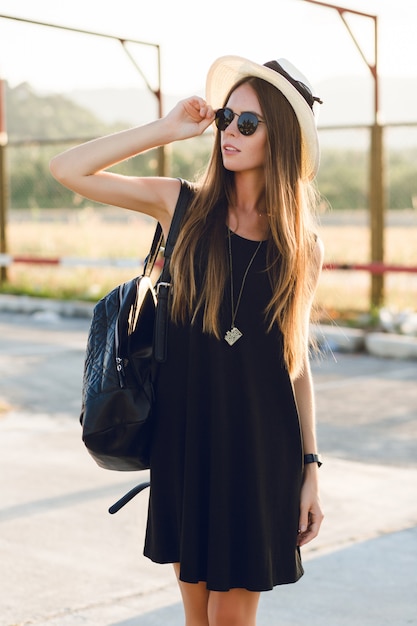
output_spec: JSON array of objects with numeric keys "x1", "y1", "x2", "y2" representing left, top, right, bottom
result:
[
  {"x1": 1, "y1": 292, "x2": 417, "y2": 359},
  {"x1": 1, "y1": 413, "x2": 416, "y2": 626},
  {"x1": 0, "y1": 301, "x2": 416, "y2": 625}
]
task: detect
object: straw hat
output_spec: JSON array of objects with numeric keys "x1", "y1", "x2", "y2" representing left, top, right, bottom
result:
[{"x1": 206, "y1": 55, "x2": 322, "y2": 180}]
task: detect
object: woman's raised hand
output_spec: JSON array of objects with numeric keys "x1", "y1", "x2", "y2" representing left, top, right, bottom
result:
[
  {"x1": 164, "y1": 96, "x2": 215, "y2": 140},
  {"x1": 49, "y1": 95, "x2": 215, "y2": 218}
]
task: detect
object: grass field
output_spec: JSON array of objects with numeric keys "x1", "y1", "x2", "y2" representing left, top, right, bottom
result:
[{"x1": 3, "y1": 207, "x2": 417, "y2": 322}]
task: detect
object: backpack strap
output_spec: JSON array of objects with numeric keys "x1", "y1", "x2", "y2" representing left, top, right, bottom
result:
[
  {"x1": 143, "y1": 178, "x2": 193, "y2": 279},
  {"x1": 160, "y1": 179, "x2": 193, "y2": 280},
  {"x1": 143, "y1": 224, "x2": 164, "y2": 278},
  {"x1": 154, "y1": 179, "x2": 194, "y2": 363}
]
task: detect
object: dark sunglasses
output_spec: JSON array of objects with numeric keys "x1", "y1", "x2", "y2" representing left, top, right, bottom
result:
[{"x1": 215, "y1": 107, "x2": 265, "y2": 136}]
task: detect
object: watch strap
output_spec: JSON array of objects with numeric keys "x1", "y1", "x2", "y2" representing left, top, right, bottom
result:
[{"x1": 304, "y1": 453, "x2": 323, "y2": 467}]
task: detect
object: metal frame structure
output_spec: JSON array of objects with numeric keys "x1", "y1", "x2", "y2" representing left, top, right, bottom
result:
[
  {"x1": 0, "y1": 14, "x2": 163, "y2": 281},
  {"x1": 304, "y1": 0, "x2": 385, "y2": 308}
]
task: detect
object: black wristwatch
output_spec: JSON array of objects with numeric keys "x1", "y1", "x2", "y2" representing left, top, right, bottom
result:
[{"x1": 304, "y1": 453, "x2": 323, "y2": 467}]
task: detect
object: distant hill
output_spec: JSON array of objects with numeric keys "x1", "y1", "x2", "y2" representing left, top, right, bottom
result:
[
  {"x1": 4, "y1": 75, "x2": 417, "y2": 148},
  {"x1": 316, "y1": 75, "x2": 417, "y2": 148},
  {"x1": 67, "y1": 87, "x2": 180, "y2": 127},
  {"x1": 3, "y1": 79, "x2": 416, "y2": 211},
  {"x1": 67, "y1": 75, "x2": 417, "y2": 148},
  {"x1": 4, "y1": 81, "x2": 122, "y2": 142},
  {"x1": 317, "y1": 75, "x2": 417, "y2": 126}
]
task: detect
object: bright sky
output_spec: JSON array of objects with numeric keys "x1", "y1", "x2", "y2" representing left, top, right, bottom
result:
[{"x1": 0, "y1": 0, "x2": 415, "y2": 98}]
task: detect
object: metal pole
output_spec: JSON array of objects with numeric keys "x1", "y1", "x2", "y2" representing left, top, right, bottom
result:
[
  {"x1": 303, "y1": 0, "x2": 385, "y2": 308},
  {"x1": 369, "y1": 124, "x2": 384, "y2": 301},
  {"x1": 369, "y1": 16, "x2": 384, "y2": 306},
  {"x1": 0, "y1": 12, "x2": 166, "y2": 272},
  {"x1": 0, "y1": 14, "x2": 165, "y2": 176},
  {"x1": 156, "y1": 45, "x2": 167, "y2": 177},
  {"x1": 0, "y1": 78, "x2": 8, "y2": 283},
  {"x1": 119, "y1": 40, "x2": 166, "y2": 176}
]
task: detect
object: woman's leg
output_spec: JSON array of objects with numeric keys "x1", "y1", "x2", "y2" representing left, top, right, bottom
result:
[
  {"x1": 173, "y1": 564, "x2": 261, "y2": 626},
  {"x1": 208, "y1": 588, "x2": 260, "y2": 626},
  {"x1": 173, "y1": 563, "x2": 210, "y2": 626}
]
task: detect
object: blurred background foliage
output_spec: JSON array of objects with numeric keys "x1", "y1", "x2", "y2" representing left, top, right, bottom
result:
[{"x1": 5, "y1": 81, "x2": 417, "y2": 212}]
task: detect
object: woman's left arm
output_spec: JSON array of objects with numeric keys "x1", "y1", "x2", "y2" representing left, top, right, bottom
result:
[
  {"x1": 294, "y1": 237, "x2": 325, "y2": 547},
  {"x1": 294, "y1": 359, "x2": 324, "y2": 546}
]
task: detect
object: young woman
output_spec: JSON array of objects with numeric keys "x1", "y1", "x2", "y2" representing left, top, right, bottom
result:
[{"x1": 50, "y1": 55, "x2": 324, "y2": 626}]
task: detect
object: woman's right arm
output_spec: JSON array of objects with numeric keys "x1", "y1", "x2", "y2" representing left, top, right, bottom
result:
[{"x1": 49, "y1": 97, "x2": 215, "y2": 228}]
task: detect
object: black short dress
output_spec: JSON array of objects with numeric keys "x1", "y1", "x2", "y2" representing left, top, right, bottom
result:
[{"x1": 144, "y1": 227, "x2": 304, "y2": 592}]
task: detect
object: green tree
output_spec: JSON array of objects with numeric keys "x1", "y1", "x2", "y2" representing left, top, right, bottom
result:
[
  {"x1": 4, "y1": 81, "x2": 417, "y2": 211},
  {"x1": 316, "y1": 150, "x2": 368, "y2": 210},
  {"x1": 388, "y1": 149, "x2": 417, "y2": 209}
]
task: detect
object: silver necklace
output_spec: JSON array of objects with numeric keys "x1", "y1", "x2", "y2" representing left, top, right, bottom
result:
[{"x1": 225, "y1": 229, "x2": 263, "y2": 346}]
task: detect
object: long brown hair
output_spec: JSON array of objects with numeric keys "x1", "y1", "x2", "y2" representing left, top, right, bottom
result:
[{"x1": 170, "y1": 76, "x2": 319, "y2": 377}]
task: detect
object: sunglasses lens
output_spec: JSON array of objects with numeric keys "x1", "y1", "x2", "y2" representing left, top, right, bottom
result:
[
  {"x1": 215, "y1": 108, "x2": 234, "y2": 131},
  {"x1": 237, "y1": 112, "x2": 258, "y2": 136},
  {"x1": 215, "y1": 108, "x2": 260, "y2": 136}
]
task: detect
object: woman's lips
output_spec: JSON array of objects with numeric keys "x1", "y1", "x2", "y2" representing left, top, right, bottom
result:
[{"x1": 222, "y1": 143, "x2": 240, "y2": 153}]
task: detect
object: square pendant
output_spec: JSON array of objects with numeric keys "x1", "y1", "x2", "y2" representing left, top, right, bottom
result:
[{"x1": 225, "y1": 326, "x2": 243, "y2": 346}]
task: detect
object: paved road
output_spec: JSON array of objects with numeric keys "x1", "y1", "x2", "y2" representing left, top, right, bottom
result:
[
  {"x1": 0, "y1": 312, "x2": 416, "y2": 625},
  {"x1": 1, "y1": 311, "x2": 416, "y2": 466}
]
